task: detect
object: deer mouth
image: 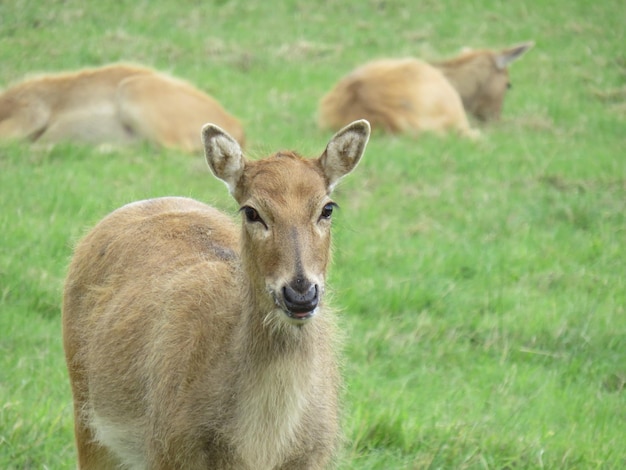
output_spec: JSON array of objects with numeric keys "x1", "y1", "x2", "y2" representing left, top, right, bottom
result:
[
  {"x1": 285, "y1": 308, "x2": 318, "y2": 322},
  {"x1": 272, "y1": 282, "x2": 320, "y2": 323},
  {"x1": 284, "y1": 283, "x2": 318, "y2": 312}
]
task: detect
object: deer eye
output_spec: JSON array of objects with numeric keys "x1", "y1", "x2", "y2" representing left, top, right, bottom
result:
[
  {"x1": 507, "y1": 82, "x2": 512, "y2": 89},
  {"x1": 241, "y1": 206, "x2": 267, "y2": 228},
  {"x1": 319, "y1": 202, "x2": 337, "y2": 220}
]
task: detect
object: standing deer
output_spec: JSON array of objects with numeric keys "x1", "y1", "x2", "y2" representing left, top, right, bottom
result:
[
  {"x1": 318, "y1": 41, "x2": 532, "y2": 137},
  {"x1": 62, "y1": 119, "x2": 371, "y2": 469},
  {"x1": 0, "y1": 63, "x2": 245, "y2": 152}
]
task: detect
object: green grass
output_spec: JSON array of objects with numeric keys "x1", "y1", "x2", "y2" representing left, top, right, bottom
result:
[{"x1": 1, "y1": 0, "x2": 625, "y2": 468}]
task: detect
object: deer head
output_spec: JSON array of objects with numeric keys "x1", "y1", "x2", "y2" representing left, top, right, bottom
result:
[{"x1": 202, "y1": 120, "x2": 370, "y2": 325}]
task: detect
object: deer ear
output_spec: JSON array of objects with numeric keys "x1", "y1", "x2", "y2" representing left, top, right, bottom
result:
[
  {"x1": 202, "y1": 123, "x2": 245, "y2": 194},
  {"x1": 494, "y1": 41, "x2": 534, "y2": 69},
  {"x1": 319, "y1": 119, "x2": 371, "y2": 191}
]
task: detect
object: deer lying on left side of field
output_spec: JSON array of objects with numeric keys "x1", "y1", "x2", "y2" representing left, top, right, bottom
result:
[
  {"x1": 318, "y1": 42, "x2": 533, "y2": 137},
  {"x1": 62, "y1": 119, "x2": 370, "y2": 469},
  {"x1": 0, "y1": 63, "x2": 245, "y2": 152}
]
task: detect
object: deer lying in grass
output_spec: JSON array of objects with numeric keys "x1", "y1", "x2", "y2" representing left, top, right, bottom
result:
[
  {"x1": 0, "y1": 63, "x2": 245, "y2": 152},
  {"x1": 62, "y1": 119, "x2": 371, "y2": 469},
  {"x1": 318, "y1": 42, "x2": 533, "y2": 137}
]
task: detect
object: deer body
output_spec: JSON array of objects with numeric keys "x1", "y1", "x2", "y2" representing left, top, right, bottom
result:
[
  {"x1": 318, "y1": 58, "x2": 475, "y2": 138},
  {"x1": 0, "y1": 63, "x2": 245, "y2": 152},
  {"x1": 318, "y1": 42, "x2": 532, "y2": 136},
  {"x1": 62, "y1": 120, "x2": 370, "y2": 469}
]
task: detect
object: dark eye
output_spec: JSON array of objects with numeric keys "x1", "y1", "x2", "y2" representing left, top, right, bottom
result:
[
  {"x1": 507, "y1": 82, "x2": 512, "y2": 89},
  {"x1": 320, "y1": 203, "x2": 337, "y2": 220},
  {"x1": 241, "y1": 206, "x2": 267, "y2": 227}
]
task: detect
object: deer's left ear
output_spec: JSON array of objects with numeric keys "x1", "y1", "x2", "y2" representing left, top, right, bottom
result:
[
  {"x1": 319, "y1": 119, "x2": 370, "y2": 192},
  {"x1": 495, "y1": 41, "x2": 534, "y2": 69}
]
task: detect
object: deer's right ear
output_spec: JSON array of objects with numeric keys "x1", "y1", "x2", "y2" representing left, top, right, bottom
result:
[{"x1": 202, "y1": 123, "x2": 246, "y2": 194}]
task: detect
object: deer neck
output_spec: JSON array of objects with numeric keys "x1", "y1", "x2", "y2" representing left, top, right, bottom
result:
[
  {"x1": 225, "y1": 273, "x2": 325, "y2": 468},
  {"x1": 432, "y1": 60, "x2": 465, "y2": 92},
  {"x1": 432, "y1": 56, "x2": 487, "y2": 111}
]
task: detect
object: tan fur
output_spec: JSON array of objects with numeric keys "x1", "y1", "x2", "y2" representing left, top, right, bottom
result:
[
  {"x1": 62, "y1": 120, "x2": 371, "y2": 469},
  {"x1": 433, "y1": 42, "x2": 534, "y2": 121},
  {"x1": 318, "y1": 41, "x2": 532, "y2": 136},
  {"x1": 318, "y1": 58, "x2": 476, "y2": 137},
  {"x1": 0, "y1": 63, "x2": 245, "y2": 152}
]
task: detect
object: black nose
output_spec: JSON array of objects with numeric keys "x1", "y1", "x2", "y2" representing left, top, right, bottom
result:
[{"x1": 283, "y1": 280, "x2": 319, "y2": 314}]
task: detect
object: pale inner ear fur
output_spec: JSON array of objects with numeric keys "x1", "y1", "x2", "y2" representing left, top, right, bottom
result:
[
  {"x1": 202, "y1": 123, "x2": 245, "y2": 194},
  {"x1": 320, "y1": 119, "x2": 371, "y2": 191},
  {"x1": 495, "y1": 41, "x2": 534, "y2": 69}
]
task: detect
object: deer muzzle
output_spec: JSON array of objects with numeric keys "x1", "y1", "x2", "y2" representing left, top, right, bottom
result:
[{"x1": 282, "y1": 280, "x2": 319, "y2": 320}]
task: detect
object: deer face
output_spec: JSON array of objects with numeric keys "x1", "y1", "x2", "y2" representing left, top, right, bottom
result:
[
  {"x1": 202, "y1": 120, "x2": 370, "y2": 325},
  {"x1": 473, "y1": 67, "x2": 510, "y2": 121},
  {"x1": 475, "y1": 42, "x2": 534, "y2": 121},
  {"x1": 236, "y1": 154, "x2": 335, "y2": 323}
]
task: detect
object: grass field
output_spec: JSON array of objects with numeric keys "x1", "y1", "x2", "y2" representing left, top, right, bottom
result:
[{"x1": 1, "y1": 0, "x2": 625, "y2": 468}]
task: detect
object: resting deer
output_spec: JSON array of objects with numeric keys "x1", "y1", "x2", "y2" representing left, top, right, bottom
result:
[
  {"x1": 318, "y1": 41, "x2": 532, "y2": 137},
  {"x1": 62, "y1": 119, "x2": 371, "y2": 469},
  {"x1": 0, "y1": 63, "x2": 245, "y2": 152},
  {"x1": 318, "y1": 57, "x2": 476, "y2": 138}
]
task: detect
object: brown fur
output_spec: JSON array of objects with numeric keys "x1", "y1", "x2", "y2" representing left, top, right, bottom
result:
[
  {"x1": 318, "y1": 58, "x2": 476, "y2": 137},
  {"x1": 318, "y1": 42, "x2": 532, "y2": 136},
  {"x1": 62, "y1": 120, "x2": 371, "y2": 469},
  {"x1": 433, "y1": 42, "x2": 534, "y2": 121},
  {"x1": 0, "y1": 63, "x2": 245, "y2": 152}
]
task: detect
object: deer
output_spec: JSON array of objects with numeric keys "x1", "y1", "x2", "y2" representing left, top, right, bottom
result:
[
  {"x1": 0, "y1": 63, "x2": 245, "y2": 152},
  {"x1": 317, "y1": 41, "x2": 533, "y2": 138},
  {"x1": 62, "y1": 119, "x2": 371, "y2": 469}
]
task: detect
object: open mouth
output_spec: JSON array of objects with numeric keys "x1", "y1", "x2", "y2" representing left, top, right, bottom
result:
[{"x1": 284, "y1": 308, "x2": 317, "y2": 322}]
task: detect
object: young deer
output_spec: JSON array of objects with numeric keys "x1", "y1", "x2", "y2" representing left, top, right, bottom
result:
[
  {"x1": 318, "y1": 42, "x2": 532, "y2": 137},
  {"x1": 0, "y1": 63, "x2": 245, "y2": 152},
  {"x1": 318, "y1": 57, "x2": 476, "y2": 138},
  {"x1": 62, "y1": 119, "x2": 370, "y2": 469}
]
